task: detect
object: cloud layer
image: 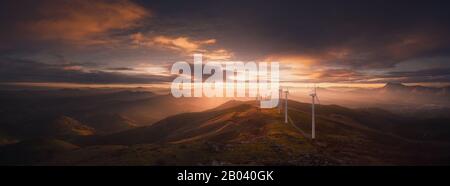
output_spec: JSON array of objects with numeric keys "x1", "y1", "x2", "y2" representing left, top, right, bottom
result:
[{"x1": 0, "y1": 0, "x2": 449, "y2": 86}]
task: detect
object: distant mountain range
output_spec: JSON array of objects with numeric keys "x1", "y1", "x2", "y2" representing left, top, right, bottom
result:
[
  {"x1": 309, "y1": 82, "x2": 450, "y2": 111},
  {"x1": 379, "y1": 82, "x2": 450, "y2": 95}
]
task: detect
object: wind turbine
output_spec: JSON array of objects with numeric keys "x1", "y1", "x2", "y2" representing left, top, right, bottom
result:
[
  {"x1": 284, "y1": 88, "x2": 289, "y2": 123},
  {"x1": 278, "y1": 88, "x2": 282, "y2": 113},
  {"x1": 309, "y1": 85, "x2": 320, "y2": 139}
]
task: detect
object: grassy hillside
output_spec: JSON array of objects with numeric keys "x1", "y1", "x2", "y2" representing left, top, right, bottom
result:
[
  {"x1": 1, "y1": 100, "x2": 449, "y2": 165},
  {"x1": 47, "y1": 102, "x2": 329, "y2": 165}
]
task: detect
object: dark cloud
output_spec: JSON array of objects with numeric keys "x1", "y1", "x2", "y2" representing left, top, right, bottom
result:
[
  {"x1": 138, "y1": 0, "x2": 450, "y2": 68},
  {"x1": 105, "y1": 67, "x2": 136, "y2": 71},
  {"x1": 0, "y1": 57, "x2": 173, "y2": 84},
  {"x1": 284, "y1": 67, "x2": 450, "y2": 84},
  {"x1": 382, "y1": 68, "x2": 450, "y2": 83}
]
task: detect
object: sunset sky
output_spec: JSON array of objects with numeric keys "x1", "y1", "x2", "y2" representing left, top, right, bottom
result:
[{"x1": 0, "y1": 0, "x2": 449, "y2": 88}]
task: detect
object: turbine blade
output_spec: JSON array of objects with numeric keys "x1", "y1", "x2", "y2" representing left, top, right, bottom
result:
[{"x1": 316, "y1": 95, "x2": 321, "y2": 105}]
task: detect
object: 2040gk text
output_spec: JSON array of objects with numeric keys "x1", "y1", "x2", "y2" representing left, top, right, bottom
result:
[{"x1": 221, "y1": 170, "x2": 274, "y2": 181}]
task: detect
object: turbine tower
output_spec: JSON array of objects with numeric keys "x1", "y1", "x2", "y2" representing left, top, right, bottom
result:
[
  {"x1": 278, "y1": 88, "x2": 282, "y2": 113},
  {"x1": 309, "y1": 85, "x2": 320, "y2": 139},
  {"x1": 284, "y1": 89, "x2": 289, "y2": 123}
]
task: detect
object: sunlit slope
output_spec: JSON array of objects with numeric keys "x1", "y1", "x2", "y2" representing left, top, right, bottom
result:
[
  {"x1": 81, "y1": 102, "x2": 320, "y2": 155},
  {"x1": 55, "y1": 101, "x2": 332, "y2": 165},
  {"x1": 52, "y1": 100, "x2": 448, "y2": 165},
  {"x1": 2, "y1": 100, "x2": 449, "y2": 165}
]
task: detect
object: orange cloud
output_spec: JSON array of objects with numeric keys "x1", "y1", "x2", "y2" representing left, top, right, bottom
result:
[
  {"x1": 265, "y1": 52, "x2": 367, "y2": 83},
  {"x1": 153, "y1": 36, "x2": 203, "y2": 52},
  {"x1": 20, "y1": 0, "x2": 149, "y2": 44},
  {"x1": 134, "y1": 34, "x2": 216, "y2": 53},
  {"x1": 204, "y1": 49, "x2": 234, "y2": 60},
  {"x1": 266, "y1": 47, "x2": 354, "y2": 66},
  {"x1": 130, "y1": 33, "x2": 232, "y2": 60}
]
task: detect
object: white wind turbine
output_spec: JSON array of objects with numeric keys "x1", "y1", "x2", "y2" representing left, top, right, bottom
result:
[
  {"x1": 309, "y1": 85, "x2": 320, "y2": 140},
  {"x1": 284, "y1": 88, "x2": 289, "y2": 124},
  {"x1": 278, "y1": 88, "x2": 283, "y2": 114}
]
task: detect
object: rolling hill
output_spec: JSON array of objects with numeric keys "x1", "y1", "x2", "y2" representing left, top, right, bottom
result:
[
  {"x1": 0, "y1": 89, "x2": 229, "y2": 141},
  {"x1": 2, "y1": 100, "x2": 442, "y2": 165},
  {"x1": 1, "y1": 99, "x2": 449, "y2": 165},
  {"x1": 43, "y1": 116, "x2": 95, "y2": 137}
]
